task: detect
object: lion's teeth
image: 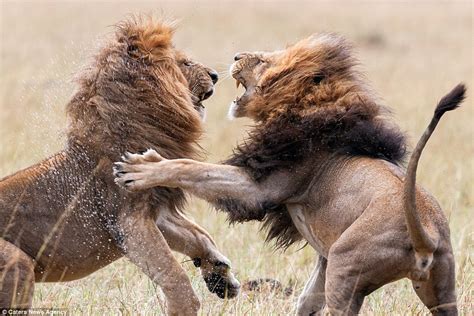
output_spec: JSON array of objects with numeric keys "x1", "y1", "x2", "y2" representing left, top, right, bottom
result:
[{"x1": 236, "y1": 81, "x2": 241, "y2": 89}]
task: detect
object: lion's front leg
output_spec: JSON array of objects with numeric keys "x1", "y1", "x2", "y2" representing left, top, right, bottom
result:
[
  {"x1": 156, "y1": 207, "x2": 240, "y2": 299},
  {"x1": 0, "y1": 239, "x2": 35, "y2": 309},
  {"x1": 113, "y1": 149, "x2": 289, "y2": 211},
  {"x1": 117, "y1": 206, "x2": 200, "y2": 315}
]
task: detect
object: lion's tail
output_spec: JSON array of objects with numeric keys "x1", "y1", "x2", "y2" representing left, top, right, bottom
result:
[{"x1": 404, "y1": 83, "x2": 465, "y2": 258}]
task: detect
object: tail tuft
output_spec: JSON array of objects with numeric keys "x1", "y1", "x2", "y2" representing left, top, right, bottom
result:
[{"x1": 434, "y1": 83, "x2": 466, "y2": 118}]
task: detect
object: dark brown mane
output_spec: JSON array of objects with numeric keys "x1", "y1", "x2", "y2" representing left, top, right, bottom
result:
[
  {"x1": 227, "y1": 101, "x2": 406, "y2": 181},
  {"x1": 221, "y1": 97, "x2": 406, "y2": 249}
]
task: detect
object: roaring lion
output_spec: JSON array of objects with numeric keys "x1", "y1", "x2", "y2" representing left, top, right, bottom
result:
[
  {"x1": 115, "y1": 34, "x2": 465, "y2": 315},
  {"x1": 0, "y1": 17, "x2": 240, "y2": 313}
]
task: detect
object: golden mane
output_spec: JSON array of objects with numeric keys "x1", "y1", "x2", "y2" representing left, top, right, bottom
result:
[
  {"x1": 245, "y1": 34, "x2": 365, "y2": 122},
  {"x1": 66, "y1": 16, "x2": 203, "y2": 161}
]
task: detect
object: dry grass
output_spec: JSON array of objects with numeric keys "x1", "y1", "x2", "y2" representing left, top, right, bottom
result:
[{"x1": 1, "y1": 1, "x2": 472, "y2": 315}]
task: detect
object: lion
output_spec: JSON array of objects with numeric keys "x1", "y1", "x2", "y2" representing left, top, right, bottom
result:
[
  {"x1": 0, "y1": 17, "x2": 240, "y2": 314},
  {"x1": 114, "y1": 34, "x2": 465, "y2": 315}
]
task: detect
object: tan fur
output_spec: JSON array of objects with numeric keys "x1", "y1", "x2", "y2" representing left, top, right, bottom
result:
[
  {"x1": 116, "y1": 34, "x2": 463, "y2": 315},
  {"x1": 0, "y1": 17, "x2": 239, "y2": 313}
]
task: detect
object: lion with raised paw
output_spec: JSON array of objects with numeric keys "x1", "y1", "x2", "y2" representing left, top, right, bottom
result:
[
  {"x1": 0, "y1": 17, "x2": 240, "y2": 313},
  {"x1": 115, "y1": 34, "x2": 464, "y2": 315}
]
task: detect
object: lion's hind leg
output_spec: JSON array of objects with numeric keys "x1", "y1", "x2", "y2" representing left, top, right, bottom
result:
[
  {"x1": 412, "y1": 248, "x2": 457, "y2": 315},
  {"x1": 324, "y1": 217, "x2": 412, "y2": 315},
  {"x1": 296, "y1": 255, "x2": 327, "y2": 316},
  {"x1": 0, "y1": 239, "x2": 35, "y2": 308}
]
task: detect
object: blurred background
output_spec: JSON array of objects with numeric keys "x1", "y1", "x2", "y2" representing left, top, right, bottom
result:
[{"x1": 1, "y1": 1, "x2": 472, "y2": 314}]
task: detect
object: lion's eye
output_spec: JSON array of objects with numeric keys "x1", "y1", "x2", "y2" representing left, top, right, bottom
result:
[
  {"x1": 183, "y1": 61, "x2": 192, "y2": 67},
  {"x1": 313, "y1": 74, "x2": 325, "y2": 85}
]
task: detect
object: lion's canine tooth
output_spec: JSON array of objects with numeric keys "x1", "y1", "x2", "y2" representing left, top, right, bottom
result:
[{"x1": 236, "y1": 81, "x2": 241, "y2": 89}]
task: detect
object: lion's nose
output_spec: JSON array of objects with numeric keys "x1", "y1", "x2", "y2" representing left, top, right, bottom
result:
[
  {"x1": 234, "y1": 53, "x2": 245, "y2": 61},
  {"x1": 208, "y1": 70, "x2": 218, "y2": 84}
]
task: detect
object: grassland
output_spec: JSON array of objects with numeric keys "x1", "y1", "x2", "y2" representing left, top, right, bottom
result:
[{"x1": 0, "y1": 1, "x2": 472, "y2": 315}]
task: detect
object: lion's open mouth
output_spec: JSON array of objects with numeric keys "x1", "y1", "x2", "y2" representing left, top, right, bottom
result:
[
  {"x1": 192, "y1": 96, "x2": 204, "y2": 110},
  {"x1": 228, "y1": 60, "x2": 259, "y2": 119},
  {"x1": 193, "y1": 88, "x2": 214, "y2": 110},
  {"x1": 230, "y1": 59, "x2": 258, "y2": 108},
  {"x1": 202, "y1": 89, "x2": 214, "y2": 101},
  {"x1": 233, "y1": 78, "x2": 246, "y2": 104},
  {"x1": 231, "y1": 75, "x2": 254, "y2": 112}
]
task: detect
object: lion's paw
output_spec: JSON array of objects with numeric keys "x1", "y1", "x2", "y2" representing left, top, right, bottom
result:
[{"x1": 113, "y1": 149, "x2": 166, "y2": 191}]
